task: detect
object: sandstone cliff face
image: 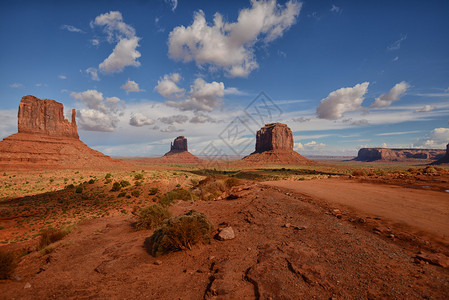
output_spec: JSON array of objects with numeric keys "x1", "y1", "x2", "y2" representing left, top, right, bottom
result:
[
  {"x1": 244, "y1": 123, "x2": 314, "y2": 165},
  {"x1": 169, "y1": 136, "x2": 188, "y2": 153},
  {"x1": 255, "y1": 123, "x2": 294, "y2": 153},
  {"x1": 433, "y1": 144, "x2": 449, "y2": 164},
  {"x1": 356, "y1": 148, "x2": 445, "y2": 162},
  {"x1": 18, "y1": 95, "x2": 78, "y2": 139}
]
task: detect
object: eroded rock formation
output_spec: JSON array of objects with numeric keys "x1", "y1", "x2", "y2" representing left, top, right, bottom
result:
[
  {"x1": 356, "y1": 148, "x2": 445, "y2": 162},
  {"x1": 243, "y1": 123, "x2": 314, "y2": 165},
  {"x1": 0, "y1": 95, "x2": 125, "y2": 169},
  {"x1": 18, "y1": 95, "x2": 78, "y2": 138},
  {"x1": 161, "y1": 136, "x2": 201, "y2": 163},
  {"x1": 433, "y1": 144, "x2": 449, "y2": 164}
]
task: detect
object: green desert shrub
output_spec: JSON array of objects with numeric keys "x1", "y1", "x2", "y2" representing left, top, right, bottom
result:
[
  {"x1": 225, "y1": 177, "x2": 242, "y2": 188},
  {"x1": 118, "y1": 192, "x2": 127, "y2": 197},
  {"x1": 144, "y1": 210, "x2": 213, "y2": 257},
  {"x1": 158, "y1": 188, "x2": 196, "y2": 206},
  {"x1": 131, "y1": 190, "x2": 140, "y2": 197},
  {"x1": 65, "y1": 184, "x2": 75, "y2": 189},
  {"x1": 111, "y1": 182, "x2": 121, "y2": 191},
  {"x1": 193, "y1": 176, "x2": 227, "y2": 200},
  {"x1": 352, "y1": 170, "x2": 366, "y2": 177},
  {"x1": 135, "y1": 204, "x2": 171, "y2": 230},
  {"x1": 38, "y1": 228, "x2": 67, "y2": 250},
  {"x1": 134, "y1": 173, "x2": 144, "y2": 180},
  {"x1": 149, "y1": 187, "x2": 159, "y2": 195},
  {"x1": 120, "y1": 180, "x2": 131, "y2": 187},
  {"x1": 105, "y1": 173, "x2": 112, "y2": 180},
  {"x1": 88, "y1": 179, "x2": 95, "y2": 184},
  {"x1": 0, "y1": 250, "x2": 16, "y2": 279},
  {"x1": 75, "y1": 186, "x2": 83, "y2": 193}
]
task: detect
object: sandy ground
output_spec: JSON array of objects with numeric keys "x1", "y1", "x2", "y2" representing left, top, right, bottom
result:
[
  {"x1": 1, "y1": 180, "x2": 449, "y2": 299},
  {"x1": 264, "y1": 178, "x2": 449, "y2": 242}
]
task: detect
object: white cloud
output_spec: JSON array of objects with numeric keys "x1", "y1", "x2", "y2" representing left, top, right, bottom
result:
[
  {"x1": 91, "y1": 11, "x2": 141, "y2": 75},
  {"x1": 10, "y1": 83, "x2": 23, "y2": 88},
  {"x1": 165, "y1": 0, "x2": 178, "y2": 11},
  {"x1": 155, "y1": 73, "x2": 185, "y2": 98},
  {"x1": 165, "y1": 78, "x2": 225, "y2": 112},
  {"x1": 0, "y1": 109, "x2": 17, "y2": 139},
  {"x1": 160, "y1": 125, "x2": 184, "y2": 133},
  {"x1": 376, "y1": 130, "x2": 422, "y2": 136},
  {"x1": 414, "y1": 105, "x2": 436, "y2": 113},
  {"x1": 316, "y1": 82, "x2": 369, "y2": 119},
  {"x1": 121, "y1": 79, "x2": 144, "y2": 94},
  {"x1": 224, "y1": 87, "x2": 247, "y2": 96},
  {"x1": 330, "y1": 5, "x2": 342, "y2": 14},
  {"x1": 295, "y1": 140, "x2": 326, "y2": 152},
  {"x1": 85, "y1": 67, "x2": 100, "y2": 81},
  {"x1": 70, "y1": 89, "x2": 125, "y2": 132},
  {"x1": 292, "y1": 117, "x2": 311, "y2": 123},
  {"x1": 35, "y1": 83, "x2": 42, "y2": 87},
  {"x1": 91, "y1": 39, "x2": 100, "y2": 46},
  {"x1": 370, "y1": 81, "x2": 410, "y2": 108},
  {"x1": 190, "y1": 113, "x2": 216, "y2": 124},
  {"x1": 58, "y1": 75, "x2": 67, "y2": 79},
  {"x1": 387, "y1": 34, "x2": 407, "y2": 51},
  {"x1": 129, "y1": 113, "x2": 154, "y2": 127},
  {"x1": 415, "y1": 128, "x2": 449, "y2": 148},
  {"x1": 60, "y1": 25, "x2": 84, "y2": 33},
  {"x1": 159, "y1": 114, "x2": 189, "y2": 125},
  {"x1": 168, "y1": 0, "x2": 301, "y2": 77},
  {"x1": 445, "y1": 86, "x2": 449, "y2": 93},
  {"x1": 393, "y1": 56, "x2": 399, "y2": 62}
]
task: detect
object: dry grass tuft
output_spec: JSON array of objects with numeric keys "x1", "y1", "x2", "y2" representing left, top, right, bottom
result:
[{"x1": 144, "y1": 210, "x2": 214, "y2": 257}]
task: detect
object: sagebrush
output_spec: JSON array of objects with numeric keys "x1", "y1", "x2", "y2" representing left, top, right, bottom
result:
[{"x1": 135, "y1": 204, "x2": 171, "y2": 230}]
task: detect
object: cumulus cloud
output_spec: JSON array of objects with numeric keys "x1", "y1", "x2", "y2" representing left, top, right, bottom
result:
[
  {"x1": 190, "y1": 113, "x2": 216, "y2": 124},
  {"x1": 121, "y1": 79, "x2": 144, "y2": 94},
  {"x1": 316, "y1": 82, "x2": 369, "y2": 120},
  {"x1": 168, "y1": 0, "x2": 301, "y2": 77},
  {"x1": 224, "y1": 87, "x2": 247, "y2": 96},
  {"x1": 414, "y1": 105, "x2": 436, "y2": 113},
  {"x1": 91, "y1": 11, "x2": 141, "y2": 74},
  {"x1": 70, "y1": 89, "x2": 125, "y2": 132},
  {"x1": 164, "y1": 78, "x2": 225, "y2": 112},
  {"x1": 60, "y1": 25, "x2": 84, "y2": 33},
  {"x1": 415, "y1": 128, "x2": 449, "y2": 148},
  {"x1": 295, "y1": 140, "x2": 326, "y2": 151},
  {"x1": 58, "y1": 75, "x2": 67, "y2": 79},
  {"x1": 85, "y1": 67, "x2": 100, "y2": 81},
  {"x1": 155, "y1": 73, "x2": 185, "y2": 98},
  {"x1": 370, "y1": 81, "x2": 410, "y2": 108},
  {"x1": 330, "y1": 5, "x2": 342, "y2": 14},
  {"x1": 129, "y1": 113, "x2": 154, "y2": 127},
  {"x1": 91, "y1": 39, "x2": 100, "y2": 46},
  {"x1": 160, "y1": 126, "x2": 184, "y2": 133},
  {"x1": 159, "y1": 114, "x2": 189, "y2": 125}
]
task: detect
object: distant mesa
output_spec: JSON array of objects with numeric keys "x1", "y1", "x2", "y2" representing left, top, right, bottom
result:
[
  {"x1": 160, "y1": 136, "x2": 201, "y2": 163},
  {"x1": 433, "y1": 143, "x2": 449, "y2": 165},
  {"x1": 243, "y1": 123, "x2": 315, "y2": 165},
  {"x1": 0, "y1": 95, "x2": 125, "y2": 169},
  {"x1": 355, "y1": 147, "x2": 445, "y2": 162}
]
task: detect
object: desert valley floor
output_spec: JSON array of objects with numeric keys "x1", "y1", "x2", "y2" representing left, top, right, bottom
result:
[{"x1": 0, "y1": 160, "x2": 448, "y2": 299}]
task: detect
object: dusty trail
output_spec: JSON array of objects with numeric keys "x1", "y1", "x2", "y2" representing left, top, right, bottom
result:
[
  {"x1": 264, "y1": 178, "x2": 449, "y2": 241},
  {"x1": 2, "y1": 183, "x2": 449, "y2": 299}
]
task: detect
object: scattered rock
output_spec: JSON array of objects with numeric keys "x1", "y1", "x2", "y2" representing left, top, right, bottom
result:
[
  {"x1": 24, "y1": 283, "x2": 31, "y2": 289},
  {"x1": 217, "y1": 226, "x2": 235, "y2": 241},
  {"x1": 154, "y1": 260, "x2": 163, "y2": 265},
  {"x1": 283, "y1": 223, "x2": 291, "y2": 228},
  {"x1": 415, "y1": 252, "x2": 449, "y2": 268}
]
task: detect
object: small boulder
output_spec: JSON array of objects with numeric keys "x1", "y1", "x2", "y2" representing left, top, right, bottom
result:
[{"x1": 217, "y1": 226, "x2": 235, "y2": 241}]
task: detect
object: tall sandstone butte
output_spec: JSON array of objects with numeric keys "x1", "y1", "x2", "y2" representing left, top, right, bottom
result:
[
  {"x1": 18, "y1": 95, "x2": 78, "y2": 138},
  {"x1": 0, "y1": 95, "x2": 125, "y2": 169},
  {"x1": 161, "y1": 136, "x2": 201, "y2": 163},
  {"x1": 243, "y1": 123, "x2": 314, "y2": 164},
  {"x1": 433, "y1": 143, "x2": 449, "y2": 164}
]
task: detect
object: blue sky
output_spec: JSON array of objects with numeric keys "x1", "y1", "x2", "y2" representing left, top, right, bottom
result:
[{"x1": 1, "y1": 0, "x2": 448, "y2": 156}]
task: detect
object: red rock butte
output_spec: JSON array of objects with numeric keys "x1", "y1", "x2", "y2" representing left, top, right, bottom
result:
[
  {"x1": 243, "y1": 123, "x2": 314, "y2": 165},
  {"x1": 433, "y1": 143, "x2": 449, "y2": 165},
  {"x1": 0, "y1": 95, "x2": 125, "y2": 169},
  {"x1": 160, "y1": 136, "x2": 201, "y2": 164}
]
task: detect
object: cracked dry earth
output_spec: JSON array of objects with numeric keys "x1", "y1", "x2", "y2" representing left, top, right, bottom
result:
[{"x1": 2, "y1": 183, "x2": 449, "y2": 299}]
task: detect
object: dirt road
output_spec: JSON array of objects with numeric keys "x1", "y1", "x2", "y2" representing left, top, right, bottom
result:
[{"x1": 264, "y1": 178, "x2": 449, "y2": 241}]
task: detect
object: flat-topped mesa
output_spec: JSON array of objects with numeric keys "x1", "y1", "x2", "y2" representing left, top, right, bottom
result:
[
  {"x1": 356, "y1": 147, "x2": 445, "y2": 162},
  {"x1": 18, "y1": 95, "x2": 78, "y2": 139},
  {"x1": 169, "y1": 136, "x2": 188, "y2": 153},
  {"x1": 255, "y1": 123, "x2": 294, "y2": 153}
]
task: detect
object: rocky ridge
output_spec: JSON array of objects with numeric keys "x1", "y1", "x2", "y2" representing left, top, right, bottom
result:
[{"x1": 356, "y1": 148, "x2": 445, "y2": 162}]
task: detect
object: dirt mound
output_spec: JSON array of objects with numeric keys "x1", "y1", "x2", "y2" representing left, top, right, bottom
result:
[
  {"x1": 243, "y1": 123, "x2": 315, "y2": 165},
  {"x1": 356, "y1": 147, "x2": 445, "y2": 162},
  {"x1": 0, "y1": 95, "x2": 127, "y2": 170}
]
